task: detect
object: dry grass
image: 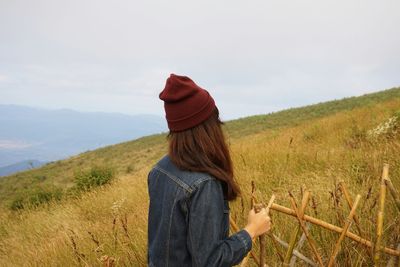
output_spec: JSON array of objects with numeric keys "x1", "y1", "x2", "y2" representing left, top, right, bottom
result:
[{"x1": 0, "y1": 98, "x2": 399, "y2": 266}]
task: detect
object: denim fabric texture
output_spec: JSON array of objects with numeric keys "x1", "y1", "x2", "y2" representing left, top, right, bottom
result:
[{"x1": 147, "y1": 154, "x2": 252, "y2": 267}]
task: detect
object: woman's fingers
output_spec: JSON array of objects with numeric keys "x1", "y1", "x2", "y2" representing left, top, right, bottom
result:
[{"x1": 246, "y1": 207, "x2": 273, "y2": 237}]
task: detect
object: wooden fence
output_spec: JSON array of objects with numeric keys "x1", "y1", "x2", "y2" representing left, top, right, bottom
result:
[{"x1": 230, "y1": 164, "x2": 400, "y2": 266}]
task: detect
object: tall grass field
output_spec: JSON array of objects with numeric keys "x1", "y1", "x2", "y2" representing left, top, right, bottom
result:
[{"x1": 0, "y1": 87, "x2": 399, "y2": 266}]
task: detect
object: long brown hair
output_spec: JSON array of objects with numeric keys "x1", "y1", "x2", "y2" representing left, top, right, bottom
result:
[{"x1": 167, "y1": 107, "x2": 241, "y2": 201}]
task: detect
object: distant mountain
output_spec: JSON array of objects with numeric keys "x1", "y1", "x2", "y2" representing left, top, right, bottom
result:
[
  {"x1": 0, "y1": 159, "x2": 48, "y2": 177},
  {"x1": 0, "y1": 104, "x2": 167, "y2": 169}
]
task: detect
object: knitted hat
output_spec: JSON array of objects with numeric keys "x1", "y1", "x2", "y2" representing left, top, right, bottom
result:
[{"x1": 159, "y1": 74, "x2": 216, "y2": 131}]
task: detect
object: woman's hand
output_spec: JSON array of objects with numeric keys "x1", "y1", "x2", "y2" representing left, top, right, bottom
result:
[{"x1": 243, "y1": 208, "x2": 271, "y2": 239}]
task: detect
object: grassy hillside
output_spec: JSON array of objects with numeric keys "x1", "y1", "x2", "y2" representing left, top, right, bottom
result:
[
  {"x1": 1, "y1": 87, "x2": 399, "y2": 208},
  {"x1": 0, "y1": 87, "x2": 399, "y2": 266}
]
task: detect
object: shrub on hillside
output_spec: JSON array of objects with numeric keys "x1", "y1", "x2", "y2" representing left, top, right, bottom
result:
[
  {"x1": 28, "y1": 187, "x2": 63, "y2": 207},
  {"x1": 73, "y1": 165, "x2": 115, "y2": 192},
  {"x1": 9, "y1": 186, "x2": 63, "y2": 211},
  {"x1": 9, "y1": 197, "x2": 24, "y2": 210}
]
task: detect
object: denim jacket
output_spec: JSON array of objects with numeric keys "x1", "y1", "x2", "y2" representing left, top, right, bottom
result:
[{"x1": 147, "y1": 154, "x2": 252, "y2": 267}]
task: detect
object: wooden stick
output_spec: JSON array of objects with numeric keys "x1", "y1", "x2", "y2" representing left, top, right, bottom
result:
[
  {"x1": 339, "y1": 181, "x2": 373, "y2": 258},
  {"x1": 272, "y1": 233, "x2": 317, "y2": 267},
  {"x1": 289, "y1": 224, "x2": 310, "y2": 267},
  {"x1": 384, "y1": 177, "x2": 400, "y2": 213},
  {"x1": 265, "y1": 194, "x2": 276, "y2": 214},
  {"x1": 251, "y1": 181, "x2": 256, "y2": 209},
  {"x1": 284, "y1": 226, "x2": 301, "y2": 266},
  {"x1": 269, "y1": 203, "x2": 400, "y2": 256},
  {"x1": 289, "y1": 194, "x2": 325, "y2": 267},
  {"x1": 241, "y1": 182, "x2": 257, "y2": 267},
  {"x1": 339, "y1": 181, "x2": 364, "y2": 236},
  {"x1": 254, "y1": 194, "x2": 276, "y2": 267},
  {"x1": 265, "y1": 194, "x2": 280, "y2": 263},
  {"x1": 374, "y1": 164, "x2": 388, "y2": 266},
  {"x1": 327, "y1": 194, "x2": 361, "y2": 267},
  {"x1": 254, "y1": 203, "x2": 266, "y2": 267},
  {"x1": 245, "y1": 186, "x2": 275, "y2": 267},
  {"x1": 267, "y1": 231, "x2": 285, "y2": 262},
  {"x1": 250, "y1": 181, "x2": 261, "y2": 267},
  {"x1": 397, "y1": 244, "x2": 400, "y2": 267},
  {"x1": 230, "y1": 217, "x2": 260, "y2": 266},
  {"x1": 386, "y1": 243, "x2": 400, "y2": 267},
  {"x1": 284, "y1": 191, "x2": 310, "y2": 265}
]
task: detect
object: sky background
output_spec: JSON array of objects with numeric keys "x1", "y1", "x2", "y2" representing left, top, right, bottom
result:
[{"x1": 0, "y1": 0, "x2": 399, "y2": 120}]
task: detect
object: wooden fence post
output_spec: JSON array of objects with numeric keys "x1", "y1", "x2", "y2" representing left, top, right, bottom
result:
[
  {"x1": 289, "y1": 193, "x2": 325, "y2": 267},
  {"x1": 283, "y1": 191, "x2": 310, "y2": 266},
  {"x1": 374, "y1": 164, "x2": 389, "y2": 266},
  {"x1": 327, "y1": 194, "x2": 361, "y2": 266}
]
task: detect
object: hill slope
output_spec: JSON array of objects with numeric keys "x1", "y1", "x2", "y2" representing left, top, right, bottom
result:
[
  {"x1": 1, "y1": 87, "x2": 399, "y2": 207},
  {"x1": 0, "y1": 87, "x2": 399, "y2": 266}
]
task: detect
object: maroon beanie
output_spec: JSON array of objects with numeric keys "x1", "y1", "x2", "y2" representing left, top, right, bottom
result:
[{"x1": 159, "y1": 74, "x2": 216, "y2": 131}]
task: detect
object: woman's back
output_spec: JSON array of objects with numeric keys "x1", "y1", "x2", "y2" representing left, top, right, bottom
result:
[{"x1": 147, "y1": 154, "x2": 252, "y2": 266}]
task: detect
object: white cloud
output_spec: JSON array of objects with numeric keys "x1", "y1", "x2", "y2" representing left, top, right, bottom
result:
[{"x1": 0, "y1": 140, "x2": 37, "y2": 150}]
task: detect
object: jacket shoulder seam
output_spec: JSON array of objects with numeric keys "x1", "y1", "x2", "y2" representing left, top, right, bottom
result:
[
  {"x1": 192, "y1": 176, "x2": 215, "y2": 188},
  {"x1": 190, "y1": 176, "x2": 219, "y2": 195},
  {"x1": 153, "y1": 165, "x2": 193, "y2": 194}
]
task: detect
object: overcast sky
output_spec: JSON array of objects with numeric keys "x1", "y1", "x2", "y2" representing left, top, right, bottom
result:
[{"x1": 0, "y1": 0, "x2": 399, "y2": 120}]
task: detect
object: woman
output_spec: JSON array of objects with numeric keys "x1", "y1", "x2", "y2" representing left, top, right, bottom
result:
[{"x1": 147, "y1": 74, "x2": 271, "y2": 266}]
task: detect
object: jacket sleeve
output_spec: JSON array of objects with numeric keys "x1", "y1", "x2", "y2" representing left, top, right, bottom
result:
[{"x1": 187, "y1": 178, "x2": 252, "y2": 267}]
